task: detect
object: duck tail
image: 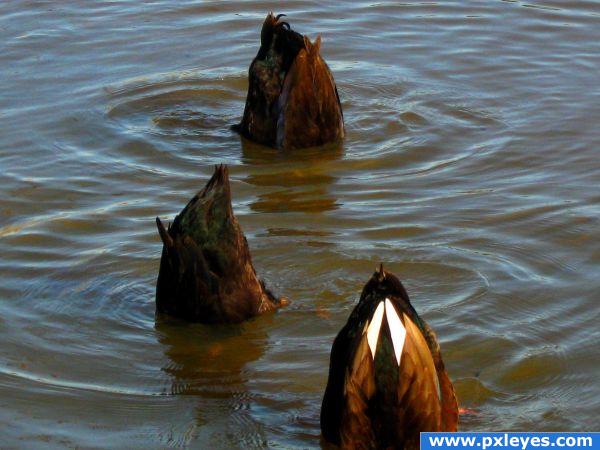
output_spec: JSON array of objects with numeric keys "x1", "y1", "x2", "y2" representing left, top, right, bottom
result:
[
  {"x1": 156, "y1": 165, "x2": 282, "y2": 322},
  {"x1": 276, "y1": 33, "x2": 344, "y2": 149},
  {"x1": 339, "y1": 336, "x2": 377, "y2": 448},
  {"x1": 156, "y1": 217, "x2": 173, "y2": 248}
]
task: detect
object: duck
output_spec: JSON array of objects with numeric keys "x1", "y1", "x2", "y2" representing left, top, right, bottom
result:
[
  {"x1": 155, "y1": 165, "x2": 285, "y2": 323},
  {"x1": 321, "y1": 264, "x2": 458, "y2": 449},
  {"x1": 233, "y1": 12, "x2": 344, "y2": 150}
]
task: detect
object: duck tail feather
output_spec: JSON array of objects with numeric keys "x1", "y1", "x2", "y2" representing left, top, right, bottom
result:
[{"x1": 156, "y1": 217, "x2": 173, "y2": 248}]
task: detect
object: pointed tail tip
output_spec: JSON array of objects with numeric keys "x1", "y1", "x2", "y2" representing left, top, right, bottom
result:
[
  {"x1": 156, "y1": 217, "x2": 174, "y2": 248},
  {"x1": 215, "y1": 164, "x2": 230, "y2": 187},
  {"x1": 204, "y1": 164, "x2": 230, "y2": 193},
  {"x1": 314, "y1": 34, "x2": 322, "y2": 53},
  {"x1": 375, "y1": 262, "x2": 386, "y2": 282},
  {"x1": 198, "y1": 165, "x2": 233, "y2": 216}
]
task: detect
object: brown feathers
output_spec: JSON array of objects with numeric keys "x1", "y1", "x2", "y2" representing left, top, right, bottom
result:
[
  {"x1": 340, "y1": 327, "x2": 377, "y2": 449},
  {"x1": 155, "y1": 165, "x2": 284, "y2": 323},
  {"x1": 321, "y1": 266, "x2": 458, "y2": 449},
  {"x1": 234, "y1": 13, "x2": 344, "y2": 149}
]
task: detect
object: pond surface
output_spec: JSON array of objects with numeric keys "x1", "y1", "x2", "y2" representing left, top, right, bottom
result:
[{"x1": 1, "y1": 0, "x2": 598, "y2": 448}]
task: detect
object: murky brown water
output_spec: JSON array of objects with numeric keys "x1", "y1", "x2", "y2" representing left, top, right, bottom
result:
[{"x1": 1, "y1": 1, "x2": 599, "y2": 448}]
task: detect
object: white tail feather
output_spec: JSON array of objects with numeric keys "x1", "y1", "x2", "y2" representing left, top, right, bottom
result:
[
  {"x1": 367, "y1": 301, "x2": 385, "y2": 359},
  {"x1": 366, "y1": 299, "x2": 407, "y2": 366},
  {"x1": 385, "y1": 298, "x2": 407, "y2": 366}
]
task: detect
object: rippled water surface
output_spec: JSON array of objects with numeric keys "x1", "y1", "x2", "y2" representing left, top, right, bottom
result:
[{"x1": 1, "y1": 1, "x2": 599, "y2": 448}]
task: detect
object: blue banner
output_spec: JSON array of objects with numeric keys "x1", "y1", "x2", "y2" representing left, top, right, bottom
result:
[{"x1": 421, "y1": 433, "x2": 600, "y2": 450}]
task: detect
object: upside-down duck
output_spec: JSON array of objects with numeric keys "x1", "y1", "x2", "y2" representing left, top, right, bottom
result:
[
  {"x1": 321, "y1": 265, "x2": 458, "y2": 449},
  {"x1": 233, "y1": 12, "x2": 344, "y2": 149},
  {"x1": 155, "y1": 165, "x2": 285, "y2": 323}
]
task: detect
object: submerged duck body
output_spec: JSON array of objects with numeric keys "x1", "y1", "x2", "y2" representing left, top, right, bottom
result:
[
  {"x1": 155, "y1": 165, "x2": 283, "y2": 323},
  {"x1": 321, "y1": 265, "x2": 458, "y2": 449},
  {"x1": 234, "y1": 12, "x2": 344, "y2": 150}
]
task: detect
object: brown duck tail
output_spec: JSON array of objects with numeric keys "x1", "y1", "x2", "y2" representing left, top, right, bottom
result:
[
  {"x1": 276, "y1": 34, "x2": 344, "y2": 149},
  {"x1": 156, "y1": 217, "x2": 173, "y2": 249},
  {"x1": 156, "y1": 165, "x2": 282, "y2": 323}
]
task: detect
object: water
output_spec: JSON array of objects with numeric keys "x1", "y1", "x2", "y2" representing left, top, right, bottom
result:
[{"x1": 1, "y1": 1, "x2": 599, "y2": 448}]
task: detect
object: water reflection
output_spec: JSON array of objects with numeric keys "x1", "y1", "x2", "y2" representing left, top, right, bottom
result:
[
  {"x1": 241, "y1": 137, "x2": 344, "y2": 214},
  {"x1": 155, "y1": 316, "x2": 270, "y2": 445},
  {"x1": 156, "y1": 317, "x2": 265, "y2": 397}
]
